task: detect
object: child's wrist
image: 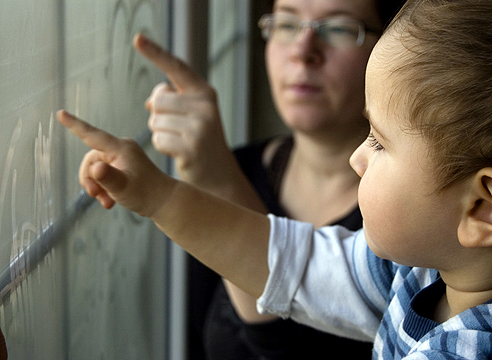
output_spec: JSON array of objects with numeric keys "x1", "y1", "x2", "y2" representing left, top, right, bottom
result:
[{"x1": 146, "y1": 173, "x2": 180, "y2": 221}]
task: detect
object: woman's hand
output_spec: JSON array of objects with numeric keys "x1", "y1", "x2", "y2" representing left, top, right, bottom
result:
[{"x1": 134, "y1": 34, "x2": 236, "y2": 191}]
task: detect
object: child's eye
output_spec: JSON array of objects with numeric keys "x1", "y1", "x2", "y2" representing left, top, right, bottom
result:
[{"x1": 367, "y1": 133, "x2": 384, "y2": 151}]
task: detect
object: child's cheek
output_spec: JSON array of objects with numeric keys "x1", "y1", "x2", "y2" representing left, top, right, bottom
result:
[{"x1": 357, "y1": 170, "x2": 403, "y2": 259}]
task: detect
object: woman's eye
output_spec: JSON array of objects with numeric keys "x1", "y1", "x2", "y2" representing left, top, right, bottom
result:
[
  {"x1": 275, "y1": 20, "x2": 298, "y2": 33},
  {"x1": 327, "y1": 25, "x2": 352, "y2": 35},
  {"x1": 367, "y1": 133, "x2": 384, "y2": 151}
]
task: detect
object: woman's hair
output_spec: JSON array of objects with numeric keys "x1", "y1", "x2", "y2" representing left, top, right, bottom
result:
[
  {"x1": 386, "y1": 0, "x2": 492, "y2": 190},
  {"x1": 376, "y1": 0, "x2": 407, "y2": 29}
]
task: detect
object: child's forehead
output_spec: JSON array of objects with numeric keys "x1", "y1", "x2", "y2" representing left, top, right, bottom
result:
[
  {"x1": 365, "y1": 38, "x2": 397, "y2": 105},
  {"x1": 366, "y1": 30, "x2": 413, "y2": 113},
  {"x1": 369, "y1": 29, "x2": 408, "y2": 70}
]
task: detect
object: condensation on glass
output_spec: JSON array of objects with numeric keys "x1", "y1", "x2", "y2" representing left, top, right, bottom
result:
[
  {"x1": 0, "y1": 0, "x2": 169, "y2": 358},
  {"x1": 209, "y1": 0, "x2": 250, "y2": 147}
]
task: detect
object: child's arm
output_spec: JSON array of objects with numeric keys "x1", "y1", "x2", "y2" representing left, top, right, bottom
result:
[
  {"x1": 58, "y1": 110, "x2": 384, "y2": 339},
  {"x1": 57, "y1": 110, "x2": 270, "y2": 298}
]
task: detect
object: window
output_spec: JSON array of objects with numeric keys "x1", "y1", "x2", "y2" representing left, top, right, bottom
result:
[
  {"x1": 0, "y1": 1, "x2": 255, "y2": 358},
  {"x1": 0, "y1": 0, "x2": 170, "y2": 358}
]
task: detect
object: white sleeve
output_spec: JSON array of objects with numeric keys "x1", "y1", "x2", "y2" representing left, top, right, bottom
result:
[{"x1": 257, "y1": 215, "x2": 382, "y2": 342}]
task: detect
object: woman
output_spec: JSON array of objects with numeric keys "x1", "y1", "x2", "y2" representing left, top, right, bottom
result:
[{"x1": 143, "y1": 0, "x2": 405, "y2": 358}]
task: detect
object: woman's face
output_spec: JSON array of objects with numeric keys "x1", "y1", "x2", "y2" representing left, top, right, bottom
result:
[{"x1": 266, "y1": 0, "x2": 381, "y2": 136}]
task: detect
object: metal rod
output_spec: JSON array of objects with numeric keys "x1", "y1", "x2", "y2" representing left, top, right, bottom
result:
[{"x1": 0, "y1": 129, "x2": 152, "y2": 298}]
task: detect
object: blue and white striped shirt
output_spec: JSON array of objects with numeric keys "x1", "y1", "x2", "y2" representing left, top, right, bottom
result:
[{"x1": 257, "y1": 216, "x2": 492, "y2": 359}]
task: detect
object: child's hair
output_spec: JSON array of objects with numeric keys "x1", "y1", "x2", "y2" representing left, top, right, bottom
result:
[{"x1": 386, "y1": 0, "x2": 492, "y2": 190}]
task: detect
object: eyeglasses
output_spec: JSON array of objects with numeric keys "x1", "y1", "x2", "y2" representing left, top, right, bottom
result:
[{"x1": 258, "y1": 14, "x2": 380, "y2": 48}]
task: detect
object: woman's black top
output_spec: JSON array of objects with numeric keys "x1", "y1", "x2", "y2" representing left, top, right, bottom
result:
[{"x1": 188, "y1": 138, "x2": 370, "y2": 360}]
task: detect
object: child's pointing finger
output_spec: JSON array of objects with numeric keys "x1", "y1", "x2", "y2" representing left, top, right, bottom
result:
[
  {"x1": 57, "y1": 110, "x2": 121, "y2": 153},
  {"x1": 133, "y1": 33, "x2": 207, "y2": 92}
]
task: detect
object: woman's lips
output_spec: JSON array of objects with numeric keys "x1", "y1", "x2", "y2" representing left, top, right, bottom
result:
[{"x1": 287, "y1": 83, "x2": 322, "y2": 97}]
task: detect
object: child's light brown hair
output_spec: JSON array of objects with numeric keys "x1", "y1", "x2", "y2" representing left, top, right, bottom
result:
[{"x1": 386, "y1": 0, "x2": 492, "y2": 190}]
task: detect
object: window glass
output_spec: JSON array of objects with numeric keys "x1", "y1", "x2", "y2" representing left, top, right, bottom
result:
[
  {"x1": 0, "y1": 1, "x2": 169, "y2": 358},
  {"x1": 209, "y1": 0, "x2": 250, "y2": 146}
]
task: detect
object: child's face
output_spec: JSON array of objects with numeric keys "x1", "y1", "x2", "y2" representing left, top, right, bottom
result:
[{"x1": 349, "y1": 33, "x2": 466, "y2": 268}]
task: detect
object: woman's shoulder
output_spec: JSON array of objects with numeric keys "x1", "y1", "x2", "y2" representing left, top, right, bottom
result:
[
  {"x1": 233, "y1": 136, "x2": 293, "y2": 217},
  {"x1": 233, "y1": 136, "x2": 292, "y2": 172},
  {"x1": 261, "y1": 136, "x2": 291, "y2": 168}
]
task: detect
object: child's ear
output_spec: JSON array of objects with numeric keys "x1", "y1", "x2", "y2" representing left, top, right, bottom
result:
[{"x1": 458, "y1": 168, "x2": 492, "y2": 248}]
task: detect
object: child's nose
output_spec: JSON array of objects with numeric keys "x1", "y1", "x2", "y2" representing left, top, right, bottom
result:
[{"x1": 349, "y1": 142, "x2": 368, "y2": 178}]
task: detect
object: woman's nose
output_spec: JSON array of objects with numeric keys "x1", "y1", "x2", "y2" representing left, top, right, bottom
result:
[
  {"x1": 349, "y1": 142, "x2": 368, "y2": 178},
  {"x1": 290, "y1": 28, "x2": 324, "y2": 65}
]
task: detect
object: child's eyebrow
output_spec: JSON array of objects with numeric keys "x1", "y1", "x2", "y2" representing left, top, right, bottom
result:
[{"x1": 363, "y1": 107, "x2": 389, "y2": 143}]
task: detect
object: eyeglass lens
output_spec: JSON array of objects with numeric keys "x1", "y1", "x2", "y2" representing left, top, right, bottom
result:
[{"x1": 261, "y1": 16, "x2": 365, "y2": 48}]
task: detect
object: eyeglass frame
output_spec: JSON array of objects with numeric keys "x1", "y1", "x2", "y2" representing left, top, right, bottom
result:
[{"x1": 258, "y1": 13, "x2": 381, "y2": 48}]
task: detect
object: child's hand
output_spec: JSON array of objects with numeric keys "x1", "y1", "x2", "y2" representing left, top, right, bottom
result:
[
  {"x1": 57, "y1": 110, "x2": 174, "y2": 218},
  {"x1": 58, "y1": 112, "x2": 270, "y2": 299},
  {"x1": 133, "y1": 33, "x2": 236, "y2": 191}
]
